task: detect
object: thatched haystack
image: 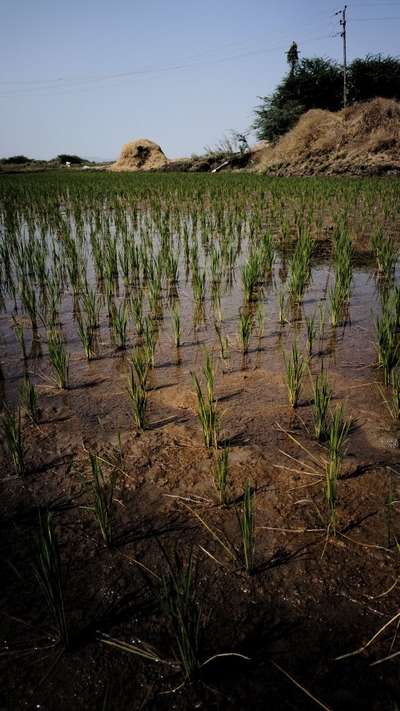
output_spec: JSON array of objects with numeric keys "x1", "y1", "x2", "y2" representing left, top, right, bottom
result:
[
  {"x1": 257, "y1": 98, "x2": 400, "y2": 176},
  {"x1": 111, "y1": 138, "x2": 168, "y2": 171}
]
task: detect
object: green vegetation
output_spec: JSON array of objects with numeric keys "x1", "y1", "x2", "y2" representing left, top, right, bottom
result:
[
  {"x1": 2, "y1": 407, "x2": 25, "y2": 476},
  {"x1": 0, "y1": 171, "x2": 399, "y2": 708},
  {"x1": 238, "y1": 481, "x2": 256, "y2": 574},
  {"x1": 192, "y1": 353, "x2": 219, "y2": 448},
  {"x1": 47, "y1": 329, "x2": 70, "y2": 389},
  {"x1": 88, "y1": 453, "x2": 115, "y2": 547},
  {"x1": 34, "y1": 512, "x2": 69, "y2": 649},
  {"x1": 253, "y1": 54, "x2": 400, "y2": 142},
  {"x1": 284, "y1": 341, "x2": 306, "y2": 408}
]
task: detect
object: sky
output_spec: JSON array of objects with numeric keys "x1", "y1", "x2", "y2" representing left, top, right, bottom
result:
[{"x1": 0, "y1": 0, "x2": 399, "y2": 160}]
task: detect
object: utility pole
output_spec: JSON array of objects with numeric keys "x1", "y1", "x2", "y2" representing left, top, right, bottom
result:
[{"x1": 336, "y1": 5, "x2": 348, "y2": 107}]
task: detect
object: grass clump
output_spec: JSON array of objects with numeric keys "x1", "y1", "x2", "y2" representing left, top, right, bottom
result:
[
  {"x1": 20, "y1": 375, "x2": 39, "y2": 423},
  {"x1": 160, "y1": 550, "x2": 202, "y2": 681},
  {"x1": 237, "y1": 481, "x2": 256, "y2": 574},
  {"x1": 77, "y1": 314, "x2": 96, "y2": 360},
  {"x1": 2, "y1": 407, "x2": 25, "y2": 476},
  {"x1": 192, "y1": 353, "x2": 219, "y2": 449},
  {"x1": 171, "y1": 304, "x2": 182, "y2": 348},
  {"x1": 213, "y1": 446, "x2": 229, "y2": 504},
  {"x1": 127, "y1": 367, "x2": 147, "y2": 430},
  {"x1": 88, "y1": 452, "x2": 114, "y2": 547},
  {"x1": 312, "y1": 368, "x2": 332, "y2": 441},
  {"x1": 238, "y1": 310, "x2": 253, "y2": 355},
  {"x1": 110, "y1": 302, "x2": 128, "y2": 350},
  {"x1": 48, "y1": 329, "x2": 69, "y2": 389},
  {"x1": 325, "y1": 404, "x2": 351, "y2": 534},
  {"x1": 34, "y1": 511, "x2": 69, "y2": 649},
  {"x1": 284, "y1": 341, "x2": 306, "y2": 408}
]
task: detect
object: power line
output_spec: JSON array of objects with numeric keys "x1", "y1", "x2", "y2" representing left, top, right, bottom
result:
[
  {"x1": 0, "y1": 32, "x2": 337, "y2": 99},
  {"x1": 349, "y1": 15, "x2": 400, "y2": 19},
  {"x1": 0, "y1": 12, "x2": 339, "y2": 88},
  {"x1": 335, "y1": 6, "x2": 348, "y2": 107}
]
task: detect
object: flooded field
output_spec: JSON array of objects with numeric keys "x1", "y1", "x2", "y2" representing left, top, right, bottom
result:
[{"x1": 1, "y1": 172, "x2": 400, "y2": 710}]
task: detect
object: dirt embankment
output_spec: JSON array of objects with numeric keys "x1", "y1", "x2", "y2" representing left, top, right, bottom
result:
[{"x1": 257, "y1": 97, "x2": 400, "y2": 176}]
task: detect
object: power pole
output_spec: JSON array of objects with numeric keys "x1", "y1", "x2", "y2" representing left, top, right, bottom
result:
[{"x1": 336, "y1": 5, "x2": 348, "y2": 107}]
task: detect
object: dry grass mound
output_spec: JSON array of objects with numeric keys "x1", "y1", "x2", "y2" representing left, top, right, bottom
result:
[
  {"x1": 111, "y1": 138, "x2": 168, "y2": 172},
  {"x1": 258, "y1": 98, "x2": 400, "y2": 176}
]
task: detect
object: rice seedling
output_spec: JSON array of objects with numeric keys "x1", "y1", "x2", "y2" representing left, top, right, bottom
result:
[
  {"x1": 325, "y1": 404, "x2": 351, "y2": 533},
  {"x1": 76, "y1": 314, "x2": 96, "y2": 360},
  {"x1": 318, "y1": 302, "x2": 326, "y2": 347},
  {"x1": 88, "y1": 452, "x2": 114, "y2": 547},
  {"x1": 378, "y1": 368, "x2": 400, "y2": 420},
  {"x1": 171, "y1": 304, "x2": 181, "y2": 348},
  {"x1": 237, "y1": 481, "x2": 256, "y2": 574},
  {"x1": 284, "y1": 341, "x2": 306, "y2": 408},
  {"x1": 131, "y1": 345, "x2": 150, "y2": 390},
  {"x1": 160, "y1": 550, "x2": 202, "y2": 680},
  {"x1": 192, "y1": 268, "x2": 206, "y2": 304},
  {"x1": 288, "y1": 230, "x2": 313, "y2": 303},
  {"x1": 148, "y1": 277, "x2": 163, "y2": 320},
  {"x1": 277, "y1": 289, "x2": 288, "y2": 325},
  {"x1": 241, "y1": 252, "x2": 260, "y2": 302},
  {"x1": 192, "y1": 367, "x2": 219, "y2": 449},
  {"x1": 2, "y1": 407, "x2": 25, "y2": 476},
  {"x1": 213, "y1": 446, "x2": 229, "y2": 504},
  {"x1": 47, "y1": 329, "x2": 69, "y2": 389},
  {"x1": 238, "y1": 310, "x2": 253, "y2": 355},
  {"x1": 211, "y1": 282, "x2": 222, "y2": 321},
  {"x1": 371, "y1": 228, "x2": 398, "y2": 278},
  {"x1": 329, "y1": 282, "x2": 348, "y2": 328},
  {"x1": 45, "y1": 277, "x2": 62, "y2": 329},
  {"x1": 312, "y1": 368, "x2": 332, "y2": 441},
  {"x1": 166, "y1": 251, "x2": 179, "y2": 287},
  {"x1": 127, "y1": 368, "x2": 147, "y2": 430},
  {"x1": 143, "y1": 315, "x2": 158, "y2": 367},
  {"x1": 130, "y1": 294, "x2": 143, "y2": 336},
  {"x1": 20, "y1": 375, "x2": 39, "y2": 423},
  {"x1": 214, "y1": 321, "x2": 230, "y2": 360},
  {"x1": 110, "y1": 302, "x2": 128, "y2": 350},
  {"x1": 255, "y1": 302, "x2": 265, "y2": 341},
  {"x1": 34, "y1": 511, "x2": 69, "y2": 649},
  {"x1": 261, "y1": 231, "x2": 274, "y2": 272},
  {"x1": 101, "y1": 549, "x2": 245, "y2": 686},
  {"x1": 203, "y1": 350, "x2": 214, "y2": 403},
  {"x1": 388, "y1": 369, "x2": 400, "y2": 420},
  {"x1": 21, "y1": 281, "x2": 38, "y2": 332},
  {"x1": 12, "y1": 316, "x2": 27, "y2": 360},
  {"x1": 375, "y1": 303, "x2": 399, "y2": 385},
  {"x1": 305, "y1": 313, "x2": 316, "y2": 357}
]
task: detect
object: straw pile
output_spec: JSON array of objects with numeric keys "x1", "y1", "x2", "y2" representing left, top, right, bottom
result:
[
  {"x1": 111, "y1": 139, "x2": 168, "y2": 171},
  {"x1": 258, "y1": 98, "x2": 400, "y2": 175}
]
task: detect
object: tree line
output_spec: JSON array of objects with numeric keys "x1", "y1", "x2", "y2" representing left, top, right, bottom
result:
[{"x1": 253, "y1": 51, "x2": 400, "y2": 142}]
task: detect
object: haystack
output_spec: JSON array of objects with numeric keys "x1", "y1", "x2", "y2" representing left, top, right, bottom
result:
[
  {"x1": 258, "y1": 98, "x2": 400, "y2": 176},
  {"x1": 111, "y1": 138, "x2": 168, "y2": 171}
]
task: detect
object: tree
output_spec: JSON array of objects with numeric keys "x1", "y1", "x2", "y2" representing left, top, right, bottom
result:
[
  {"x1": 349, "y1": 54, "x2": 400, "y2": 103},
  {"x1": 253, "y1": 98, "x2": 304, "y2": 143},
  {"x1": 56, "y1": 154, "x2": 84, "y2": 165},
  {"x1": 1, "y1": 155, "x2": 31, "y2": 165},
  {"x1": 253, "y1": 54, "x2": 400, "y2": 142},
  {"x1": 253, "y1": 57, "x2": 343, "y2": 142},
  {"x1": 286, "y1": 42, "x2": 299, "y2": 75}
]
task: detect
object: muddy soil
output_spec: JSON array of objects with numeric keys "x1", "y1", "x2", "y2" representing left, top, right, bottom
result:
[{"x1": 1, "y1": 246, "x2": 400, "y2": 710}]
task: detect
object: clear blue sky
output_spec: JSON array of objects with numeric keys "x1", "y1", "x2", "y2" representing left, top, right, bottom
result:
[{"x1": 0, "y1": 0, "x2": 399, "y2": 160}]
